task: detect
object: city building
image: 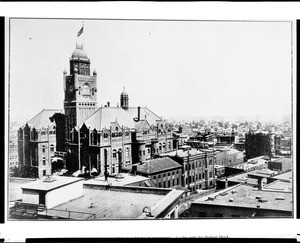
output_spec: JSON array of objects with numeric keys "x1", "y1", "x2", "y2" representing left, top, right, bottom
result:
[
  {"x1": 159, "y1": 148, "x2": 216, "y2": 191},
  {"x1": 274, "y1": 135, "x2": 292, "y2": 156},
  {"x1": 215, "y1": 148, "x2": 244, "y2": 167},
  {"x1": 122, "y1": 157, "x2": 182, "y2": 188},
  {"x1": 190, "y1": 184, "x2": 292, "y2": 218},
  {"x1": 10, "y1": 176, "x2": 185, "y2": 219},
  {"x1": 17, "y1": 110, "x2": 65, "y2": 178},
  {"x1": 268, "y1": 157, "x2": 292, "y2": 173},
  {"x1": 245, "y1": 131, "x2": 273, "y2": 160},
  {"x1": 9, "y1": 140, "x2": 18, "y2": 169}
]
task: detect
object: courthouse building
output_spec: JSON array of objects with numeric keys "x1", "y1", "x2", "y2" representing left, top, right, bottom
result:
[{"x1": 17, "y1": 32, "x2": 174, "y2": 178}]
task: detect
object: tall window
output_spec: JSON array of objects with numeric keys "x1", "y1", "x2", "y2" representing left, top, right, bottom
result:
[
  {"x1": 113, "y1": 150, "x2": 117, "y2": 159},
  {"x1": 50, "y1": 144, "x2": 54, "y2": 152},
  {"x1": 42, "y1": 145, "x2": 45, "y2": 153}
]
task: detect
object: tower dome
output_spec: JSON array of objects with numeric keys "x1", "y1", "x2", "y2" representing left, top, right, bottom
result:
[{"x1": 71, "y1": 43, "x2": 89, "y2": 60}]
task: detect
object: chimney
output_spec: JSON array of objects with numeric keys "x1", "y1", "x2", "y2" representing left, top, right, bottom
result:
[
  {"x1": 225, "y1": 179, "x2": 228, "y2": 188},
  {"x1": 132, "y1": 164, "x2": 137, "y2": 176},
  {"x1": 257, "y1": 178, "x2": 263, "y2": 190},
  {"x1": 107, "y1": 102, "x2": 110, "y2": 107},
  {"x1": 133, "y1": 106, "x2": 140, "y2": 122}
]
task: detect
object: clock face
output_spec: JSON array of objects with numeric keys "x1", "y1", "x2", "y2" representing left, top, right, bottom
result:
[{"x1": 81, "y1": 84, "x2": 90, "y2": 96}]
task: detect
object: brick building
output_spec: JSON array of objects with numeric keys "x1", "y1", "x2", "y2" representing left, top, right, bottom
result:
[
  {"x1": 122, "y1": 157, "x2": 182, "y2": 188},
  {"x1": 159, "y1": 148, "x2": 216, "y2": 191},
  {"x1": 17, "y1": 110, "x2": 65, "y2": 178},
  {"x1": 245, "y1": 131, "x2": 273, "y2": 160}
]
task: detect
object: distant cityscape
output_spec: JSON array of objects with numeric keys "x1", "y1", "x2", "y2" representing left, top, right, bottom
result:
[{"x1": 9, "y1": 21, "x2": 293, "y2": 220}]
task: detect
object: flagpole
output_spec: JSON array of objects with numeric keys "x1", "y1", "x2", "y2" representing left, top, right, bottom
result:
[{"x1": 82, "y1": 21, "x2": 85, "y2": 50}]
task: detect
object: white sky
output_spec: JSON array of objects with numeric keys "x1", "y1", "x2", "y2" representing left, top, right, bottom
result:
[{"x1": 9, "y1": 19, "x2": 292, "y2": 123}]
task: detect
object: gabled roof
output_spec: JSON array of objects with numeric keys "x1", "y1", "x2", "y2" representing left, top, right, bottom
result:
[
  {"x1": 123, "y1": 157, "x2": 181, "y2": 175},
  {"x1": 81, "y1": 107, "x2": 161, "y2": 131},
  {"x1": 27, "y1": 109, "x2": 63, "y2": 129}
]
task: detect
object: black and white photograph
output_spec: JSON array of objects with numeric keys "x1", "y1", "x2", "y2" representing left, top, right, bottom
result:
[
  {"x1": 3, "y1": 2, "x2": 298, "y2": 241},
  {"x1": 8, "y1": 17, "x2": 294, "y2": 221}
]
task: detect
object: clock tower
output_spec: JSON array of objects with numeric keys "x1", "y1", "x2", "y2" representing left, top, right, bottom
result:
[{"x1": 63, "y1": 43, "x2": 98, "y2": 141}]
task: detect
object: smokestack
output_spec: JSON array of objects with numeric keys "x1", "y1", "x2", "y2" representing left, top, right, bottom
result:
[
  {"x1": 131, "y1": 164, "x2": 137, "y2": 176},
  {"x1": 133, "y1": 106, "x2": 140, "y2": 122}
]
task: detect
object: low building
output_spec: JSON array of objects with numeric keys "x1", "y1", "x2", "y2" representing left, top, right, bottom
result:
[
  {"x1": 19, "y1": 176, "x2": 83, "y2": 208},
  {"x1": 268, "y1": 157, "x2": 292, "y2": 173},
  {"x1": 190, "y1": 184, "x2": 292, "y2": 218},
  {"x1": 215, "y1": 148, "x2": 244, "y2": 167},
  {"x1": 241, "y1": 156, "x2": 268, "y2": 172},
  {"x1": 83, "y1": 173, "x2": 156, "y2": 187},
  {"x1": 43, "y1": 184, "x2": 184, "y2": 219},
  {"x1": 122, "y1": 157, "x2": 182, "y2": 188}
]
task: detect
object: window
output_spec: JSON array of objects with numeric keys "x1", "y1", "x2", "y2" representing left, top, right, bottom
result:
[
  {"x1": 41, "y1": 131, "x2": 46, "y2": 136},
  {"x1": 168, "y1": 181, "x2": 171, "y2": 187},
  {"x1": 153, "y1": 176, "x2": 156, "y2": 180},
  {"x1": 43, "y1": 170, "x2": 46, "y2": 176},
  {"x1": 163, "y1": 181, "x2": 166, "y2": 188},
  {"x1": 42, "y1": 145, "x2": 45, "y2": 153},
  {"x1": 103, "y1": 133, "x2": 108, "y2": 138},
  {"x1": 177, "y1": 178, "x2": 179, "y2": 185},
  {"x1": 50, "y1": 144, "x2": 54, "y2": 152},
  {"x1": 143, "y1": 151, "x2": 145, "y2": 156},
  {"x1": 113, "y1": 150, "x2": 117, "y2": 159}
]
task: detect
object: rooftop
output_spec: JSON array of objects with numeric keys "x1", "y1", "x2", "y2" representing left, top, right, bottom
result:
[
  {"x1": 271, "y1": 157, "x2": 292, "y2": 164},
  {"x1": 160, "y1": 148, "x2": 204, "y2": 158},
  {"x1": 83, "y1": 173, "x2": 154, "y2": 187},
  {"x1": 123, "y1": 157, "x2": 181, "y2": 175},
  {"x1": 47, "y1": 186, "x2": 184, "y2": 219},
  {"x1": 21, "y1": 176, "x2": 83, "y2": 192},
  {"x1": 193, "y1": 184, "x2": 292, "y2": 212},
  {"x1": 80, "y1": 106, "x2": 161, "y2": 131},
  {"x1": 263, "y1": 180, "x2": 292, "y2": 192},
  {"x1": 27, "y1": 109, "x2": 63, "y2": 129},
  {"x1": 272, "y1": 171, "x2": 293, "y2": 182}
]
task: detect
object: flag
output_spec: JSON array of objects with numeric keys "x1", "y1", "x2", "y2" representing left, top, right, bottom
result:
[{"x1": 77, "y1": 26, "x2": 84, "y2": 37}]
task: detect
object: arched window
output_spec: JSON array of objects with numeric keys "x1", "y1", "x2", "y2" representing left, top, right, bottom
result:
[
  {"x1": 126, "y1": 147, "x2": 130, "y2": 158},
  {"x1": 50, "y1": 144, "x2": 54, "y2": 152},
  {"x1": 113, "y1": 150, "x2": 117, "y2": 159}
]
